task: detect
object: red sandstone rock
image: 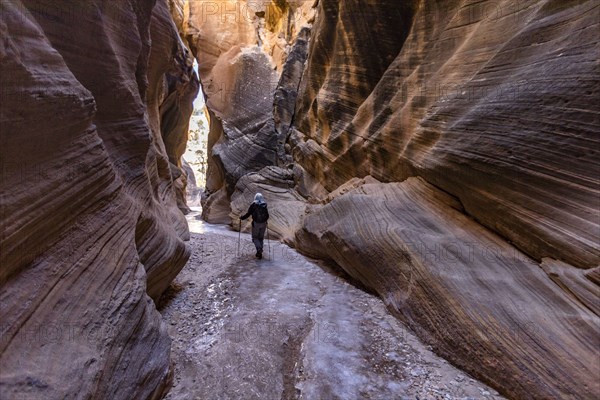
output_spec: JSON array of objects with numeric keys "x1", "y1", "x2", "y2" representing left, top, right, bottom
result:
[
  {"x1": 0, "y1": 1, "x2": 196, "y2": 398},
  {"x1": 196, "y1": 1, "x2": 600, "y2": 398}
]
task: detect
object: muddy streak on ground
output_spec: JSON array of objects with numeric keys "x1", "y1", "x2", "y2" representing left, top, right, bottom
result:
[{"x1": 158, "y1": 212, "x2": 504, "y2": 400}]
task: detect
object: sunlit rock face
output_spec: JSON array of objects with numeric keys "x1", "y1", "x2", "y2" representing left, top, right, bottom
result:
[
  {"x1": 175, "y1": 0, "x2": 315, "y2": 222},
  {"x1": 293, "y1": 0, "x2": 599, "y2": 270},
  {"x1": 0, "y1": 0, "x2": 196, "y2": 398},
  {"x1": 192, "y1": 0, "x2": 600, "y2": 398}
]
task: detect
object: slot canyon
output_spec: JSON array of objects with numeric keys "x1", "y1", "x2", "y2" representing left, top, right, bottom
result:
[{"x1": 0, "y1": 1, "x2": 598, "y2": 399}]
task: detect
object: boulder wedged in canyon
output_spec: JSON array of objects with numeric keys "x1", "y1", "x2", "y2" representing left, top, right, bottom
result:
[
  {"x1": 208, "y1": 47, "x2": 279, "y2": 188},
  {"x1": 0, "y1": 0, "x2": 196, "y2": 398},
  {"x1": 189, "y1": 0, "x2": 600, "y2": 398},
  {"x1": 175, "y1": 0, "x2": 315, "y2": 215}
]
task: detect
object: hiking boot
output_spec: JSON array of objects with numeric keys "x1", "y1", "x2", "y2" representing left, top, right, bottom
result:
[{"x1": 256, "y1": 250, "x2": 262, "y2": 259}]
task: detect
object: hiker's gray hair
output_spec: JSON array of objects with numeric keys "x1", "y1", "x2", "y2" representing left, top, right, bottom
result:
[{"x1": 254, "y1": 193, "x2": 266, "y2": 204}]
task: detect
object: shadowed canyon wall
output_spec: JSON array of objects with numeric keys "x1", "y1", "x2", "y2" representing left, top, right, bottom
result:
[
  {"x1": 1, "y1": 0, "x2": 598, "y2": 398},
  {"x1": 196, "y1": 0, "x2": 600, "y2": 398},
  {"x1": 0, "y1": 0, "x2": 197, "y2": 398}
]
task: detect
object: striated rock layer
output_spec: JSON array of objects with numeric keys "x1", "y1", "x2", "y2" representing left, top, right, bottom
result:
[
  {"x1": 195, "y1": 0, "x2": 600, "y2": 398},
  {"x1": 173, "y1": 0, "x2": 315, "y2": 222},
  {"x1": 0, "y1": 0, "x2": 197, "y2": 398},
  {"x1": 295, "y1": 177, "x2": 599, "y2": 399},
  {"x1": 292, "y1": 0, "x2": 599, "y2": 270}
]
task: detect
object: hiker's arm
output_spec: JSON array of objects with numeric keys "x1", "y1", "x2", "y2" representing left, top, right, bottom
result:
[{"x1": 240, "y1": 204, "x2": 254, "y2": 220}]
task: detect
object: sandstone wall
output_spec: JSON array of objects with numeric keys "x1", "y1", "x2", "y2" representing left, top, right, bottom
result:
[
  {"x1": 196, "y1": 0, "x2": 599, "y2": 398},
  {"x1": 0, "y1": 0, "x2": 197, "y2": 398},
  {"x1": 293, "y1": 0, "x2": 599, "y2": 269},
  {"x1": 290, "y1": 1, "x2": 600, "y2": 398},
  {"x1": 174, "y1": 0, "x2": 315, "y2": 222}
]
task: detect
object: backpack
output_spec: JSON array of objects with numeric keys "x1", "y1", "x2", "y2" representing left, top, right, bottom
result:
[{"x1": 254, "y1": 204, "x2": 269, "y2": 223}]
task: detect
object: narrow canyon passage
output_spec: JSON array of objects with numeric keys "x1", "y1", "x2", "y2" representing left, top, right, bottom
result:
[
  {"x1": 2, "y1": 1, "x2": 598, "y2": 398},
  {"x1": 159, "y1": 210, "x2": 503, "y2": 400}
]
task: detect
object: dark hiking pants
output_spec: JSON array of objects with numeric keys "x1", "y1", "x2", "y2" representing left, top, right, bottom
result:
[{"x1": 252, "y1": 221, "x2": 267, "y2": 253}]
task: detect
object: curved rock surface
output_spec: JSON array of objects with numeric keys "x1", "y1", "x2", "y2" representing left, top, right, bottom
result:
[
  {"x1": 292, "y1": 0, "x2": 600, "y2": 269},
  {"x1": 194, "y1": 0, "x2": 600, "y2": 398},
  {"x1": 173, "y1": 0, "x2": 315, "y2": 222},
  {"x1": 295, "y1": 177, "x2": 599, "y2": 399},
  {"x1": 0, "y1": 0, "x2": 196, "y2": 398}
]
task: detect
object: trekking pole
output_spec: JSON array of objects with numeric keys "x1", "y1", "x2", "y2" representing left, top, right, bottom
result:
[
  {"x1": 266, "y1": 222, "x2": 271, "y2": 260},
  {"x1": 237, "y1": 219, "x2": 241, "y2": 257}
]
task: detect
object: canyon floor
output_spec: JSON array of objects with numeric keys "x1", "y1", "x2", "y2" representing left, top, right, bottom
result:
[{"x1": 158, "y1": 210, "x2": 504, "y2": 400}]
